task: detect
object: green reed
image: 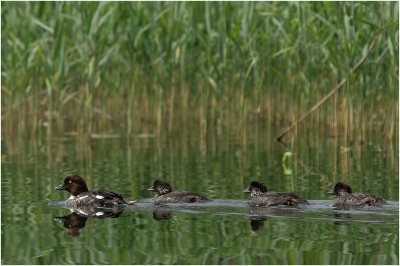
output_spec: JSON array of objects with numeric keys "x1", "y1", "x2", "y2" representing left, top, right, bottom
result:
[{"x1": 1, "y1": 2, "x2": 398, "y2": 143}]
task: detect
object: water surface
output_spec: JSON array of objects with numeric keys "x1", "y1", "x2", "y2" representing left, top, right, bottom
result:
[{"x1": 1, "y1": 133, "x2": 398, "y2": 264}]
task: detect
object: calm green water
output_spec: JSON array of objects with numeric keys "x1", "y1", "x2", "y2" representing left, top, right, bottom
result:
[{"x1": 1, "y1": 132, "x2": 399, "y2": 264}]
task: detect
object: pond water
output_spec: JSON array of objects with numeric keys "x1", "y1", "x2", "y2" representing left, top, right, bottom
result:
[{"x1": 1, "y1": 131, "x2": 398, "y2": 264}]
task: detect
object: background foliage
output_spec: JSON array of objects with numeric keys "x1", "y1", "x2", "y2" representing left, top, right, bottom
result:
[{"x1": 1, "y1": 2, "x2": 398, "y2": 142}]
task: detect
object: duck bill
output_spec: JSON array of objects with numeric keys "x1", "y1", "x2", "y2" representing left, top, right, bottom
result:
[
  {"x1": 147, "y1": 186, "x2": 154, "y2": 191},
  {"x1": 55, "y1": 184, "x2": 66, "y2": 190},
  {"x1": 327, "y1": 189, "x2": 335, "y2": 195},
  {"x1": 243, "y1": 187, "x2": 250, "y2": 193}
]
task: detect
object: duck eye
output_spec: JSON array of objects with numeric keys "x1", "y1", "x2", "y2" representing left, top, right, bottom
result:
[{"x1": 69, "y1": 180, "x2": 72, "y2": 184}]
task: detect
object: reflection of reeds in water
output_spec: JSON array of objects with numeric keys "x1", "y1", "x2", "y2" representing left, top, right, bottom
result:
[{"x1": 2, "y1": 121, "x2": 398, "y2": 201}]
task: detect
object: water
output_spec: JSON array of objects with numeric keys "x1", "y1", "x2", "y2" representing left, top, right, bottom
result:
[{"x1": 1, "y1": 133, "x2": 398, "y2": 264}]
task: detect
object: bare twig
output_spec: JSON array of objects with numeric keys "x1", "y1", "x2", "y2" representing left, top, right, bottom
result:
[
  {"x1": 276, "y1": 79, "x2": 347, "y2": 141},
  {"x1": 73, "y1": 97, "x2": 115, "y2": 121},
  {"x1": 276, "y1": 3, "x2": 385, "y2": 142}
]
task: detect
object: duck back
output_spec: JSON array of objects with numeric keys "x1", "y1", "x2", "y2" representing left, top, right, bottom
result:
[
  {"x1": 248, "y1": 191, "x2": 309, "y2": 207},
  {"x1": 154, "y1": 190, "x2": 210, "y2": 204}
]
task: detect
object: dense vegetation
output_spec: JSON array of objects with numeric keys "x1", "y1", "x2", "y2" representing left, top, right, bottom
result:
[{"x1": 1, "y1": 2, "x2": 398, "y2": 142}]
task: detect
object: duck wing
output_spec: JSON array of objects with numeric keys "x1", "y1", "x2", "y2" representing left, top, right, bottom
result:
[{"x1": 276, "y1": 192, "x2": 310, "y2": 205}]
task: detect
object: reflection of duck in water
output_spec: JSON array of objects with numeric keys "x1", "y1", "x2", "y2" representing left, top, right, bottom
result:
[
  {"x1": 147, "y1": 179, "x2": 211, "y2": 204},
  {"x1": 54, "y1": 207, "x2": 124, "y2": 237},
  {"x1": 247, "y1": 206, "x2": 298, "y2": 232},
  {"x1": 152, "y1": 211, "x2": 171, "y2": 221},
  {"x1": 244, "y1": 181, "x2": 309, "y2": 207},
  {"x1": 55, "y1": 174, "x2": 136, "y2": 208},
  {"x1": 55, "y1": 212, "x2": 87, "y2": 237},
  {"x1": 248, "y1": 206, "x2": 297, "y2": 215},
  {"x1": 249, "y1": 218, "x2": 266, "y2": 232},
  {"x1": 328, "y1": 182, "x2": 387, "y2": 206},
  {"x1": 332, "y1": 211, "x2": 352, "y2": 225}
]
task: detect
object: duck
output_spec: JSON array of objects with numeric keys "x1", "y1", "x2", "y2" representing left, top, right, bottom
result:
[
  {"x1": 244, "y1": 180, "x2": 309, "y2": 206},
  {"x1": 55, "y1": 174, "x2": 135, "y2": 208},
  {"x1": 147, "y1": 179, "x2": 211, "y2": 203},
  {"x1": 327, "y1": 182, "x2": 387, "y2": 206}
]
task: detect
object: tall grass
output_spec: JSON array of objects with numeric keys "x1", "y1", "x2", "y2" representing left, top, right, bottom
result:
[{"x1": 1, "y1": 2, "x2": 398, "y2": 143}]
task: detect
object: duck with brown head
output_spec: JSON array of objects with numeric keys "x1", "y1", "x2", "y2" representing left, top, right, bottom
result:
[{"x1": 55, "y1": 174, "x2": 136, "y2": 208}]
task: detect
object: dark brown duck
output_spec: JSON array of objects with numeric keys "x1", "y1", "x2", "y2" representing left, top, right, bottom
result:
[
  {"x1": 328, "y1": 182, "x2": 387, "y2": 206},
  {"x1": 147, "y1": 179, "x2": 211, "y2": 203},
  {"x1": 244, "y1": 181, "x2": 309, "y2": 206}
]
